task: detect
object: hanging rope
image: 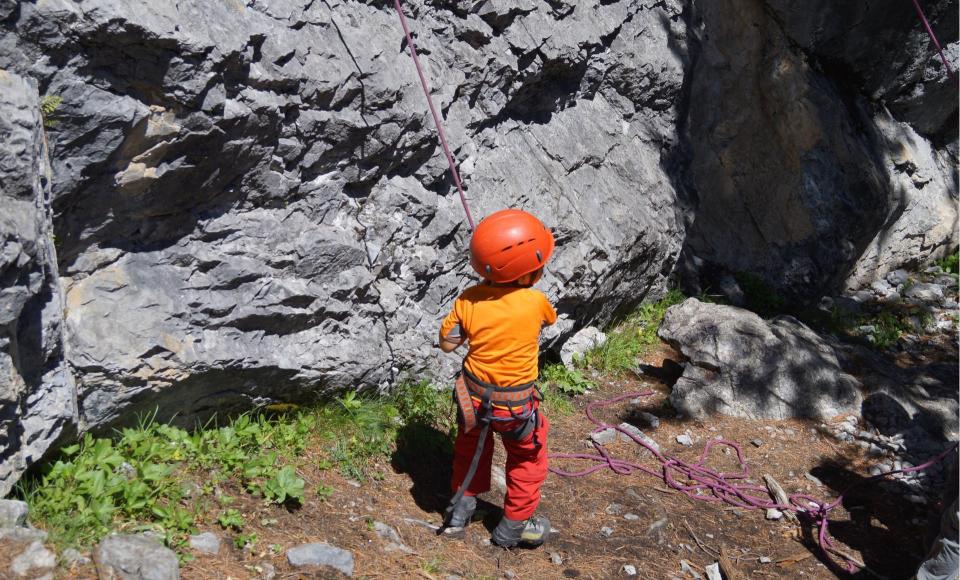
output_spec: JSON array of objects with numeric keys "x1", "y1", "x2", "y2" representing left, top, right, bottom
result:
[
  {"x1": 393, "y1": 0, "x2": 476, "y2": 231},
  {"x1": 909, "y1": 0, "x2": 957, "y2": 81},
  {"x1": 549, "y1": 390, "x2": 960, "y2": 574}
]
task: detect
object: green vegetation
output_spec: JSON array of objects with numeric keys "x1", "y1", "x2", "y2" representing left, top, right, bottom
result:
[
  {"x1": 578, "y1": 289, "x2": 685, "y2": 373},
  {"x1": 734, "y1": 271, "x2": 785, "y2": 317},
  {"x1": 811, "y1": 304, "x2": 932, "y2": 350},
  {"x1": 541, "y1": 364, "x2": 591, "y2": 395},
  {"x1": 18, "y1": 381, "x2": 453, "y2": 554},
  {"x1": 936, "y1": 248, "x2": 959, "y2": 276},
  {"x1": 40, "y1": 95, "x2": 62, "y2": 128}
]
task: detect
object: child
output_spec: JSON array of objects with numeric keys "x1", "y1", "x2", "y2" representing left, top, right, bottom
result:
[{"x1": 438, "y1": 208, "x2": 557, "y2": 548}]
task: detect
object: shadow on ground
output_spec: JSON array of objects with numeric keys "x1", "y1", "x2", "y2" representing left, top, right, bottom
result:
[{"x1": 808, "y1": 453, "x2": 958, "y2": 579}]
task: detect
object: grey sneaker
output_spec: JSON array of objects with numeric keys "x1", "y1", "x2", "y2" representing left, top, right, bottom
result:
[
  {"x1": 443, "y1": 495, "x2": 477, "y2": 529},
  {"x1": 491, "y1": 515, "x2": 551, "y2": 548}
]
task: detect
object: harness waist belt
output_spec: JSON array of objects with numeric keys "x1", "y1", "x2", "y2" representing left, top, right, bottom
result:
[{"x1": 455, "y1": 366, "x2": 537, "y2": 432}]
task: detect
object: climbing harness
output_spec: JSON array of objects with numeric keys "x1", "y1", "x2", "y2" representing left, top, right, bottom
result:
[
  {"x1": 909, "y1": 0, "x2": 957, "y2": 81},
  {"x1": 443, "y1": 366, "x2": 542, "y2": 530},
  {"x1": 548, "y1": 390, "x2": 960, "y2": 574},
  {"x1": 393, "y1": 0, "x2": 476, "y2": 230}
]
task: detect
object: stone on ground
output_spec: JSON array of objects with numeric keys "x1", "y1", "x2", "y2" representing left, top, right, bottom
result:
[
  {"x1": 0, "y1": 499, "x2": 29, "y2": 528},
  {"x1": 560, "y1": 326, "x2": 607, "y2": 367},
  {"x1": 11, "y1": 541, "x2": 56, "y2": 578},
  {"x1": 659, "y1": 299, "x2": 862, "y2": 420},
  {"x1": 94, "y1": 534, "x2": 180, "y2": 580},
  {"x1": 287, "y1": 543, "x2": 355, "y2": 576},
  {"x1": 188, "y1": 532, "x2": 221, "y2": 555}
]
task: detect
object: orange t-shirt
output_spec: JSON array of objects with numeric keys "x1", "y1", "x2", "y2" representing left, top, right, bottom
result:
[{"x1": 440, "y1": 283, "x2": 558, "y2": 386}]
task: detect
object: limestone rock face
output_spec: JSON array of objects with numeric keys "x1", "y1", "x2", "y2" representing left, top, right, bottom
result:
[
  {"x1": 2, "y1": 1, "x2": 688, "y2": 434},
  {"x1": 681, "y1": 0, "x2": 958, "y2": 299},
  {"x1": 0, "y1": 71, "x2": 76, "y2": 496},
  {"x1": 659, "y1": 299, "x2": 862, "y2": 420}
]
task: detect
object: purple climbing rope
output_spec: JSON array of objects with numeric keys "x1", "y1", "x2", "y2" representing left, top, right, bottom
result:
[
  {"x1": 393, "y1": 0, "x2": 476, "y2": 231},
  {"x1": 909, "y1": 0, "x2": 957, "y2": 81},
  {"x1": 548, "y1": 390, "x2": 960, "y2": 573}
]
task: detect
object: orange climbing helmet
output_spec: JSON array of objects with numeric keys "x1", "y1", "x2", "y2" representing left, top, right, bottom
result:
[{"x1": 469, "y1": 209, "x2": 555, "y2": 283}]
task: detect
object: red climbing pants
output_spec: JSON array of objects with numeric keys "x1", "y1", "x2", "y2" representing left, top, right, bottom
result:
[{"x1": 450, "y1": 401, "x2": 550, "y2": 520}]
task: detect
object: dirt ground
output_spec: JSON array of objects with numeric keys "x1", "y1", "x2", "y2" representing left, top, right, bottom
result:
[{"x1": 4, "y1": 345, "x2": 952, "y2": 580}]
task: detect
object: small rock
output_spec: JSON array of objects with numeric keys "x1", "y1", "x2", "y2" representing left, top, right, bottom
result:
[
  {"x1": 618, "y1": 423, "x2": 660, "y2": 452},
  {"x1": 94, "y1": 535, "x2": 180, "y2": 580},
  {"x1": 0, "y1": 500, "x2": 29, "y2": 528},
  {"x1": 549, "y1": 552, "x2": 563, "y2": 565},
  {"x1": 605, "y1": 503, "x2": 624, "y2": 515},
  {"x1": 622, "y1": 564, "x2": 638, "y2": 576},
  {"x1": 600, "y1": 526, "x2": 614, "y2": 537},
  {"x1": 869, "y1": 466, "x2": 883, "y2": 477},
  {"x1": 751, "y1": 439, "x2": 764, "y2": 447},
  {"x1": 591, "y1": 428, "x2": 619, "y2": 446},
  {"x1": 62, "y1": 548, "x2": 90, "y2": 566},
  {"x1": 766, "y1": 508, "x2": 783, "y2": 520},
  {"x1": 189, "y1": 532, "x2": 221, "y2": 555},
  {"x1": 680, "y1": 559, "x2": 702, "y2": 579},
  {"x1": 887, "y1": 269, "x2": 909, "y2": 286},
  {"x1": 504, "y1": 570, "x2": 517, "y2": 579},
  {"x1": 373, "y1": 521, "x2": 414, "y2": 554},
  {"x1": 638, "y1": 412, "x2": 660, "y2": 429},
  {"x1": 759, "y1": 556, "x2": 772, "y2": 564},
  {"x1": 704, "y1": 562, "x2": 722, "y2": 580},
  {"x1": 560, "y1": 326, "x2": 607, "y2": 367},
  {"x1": 676, "y1": 434, "x2": 693, "y2": 446},
  {"x1": 624, "y1": 513, "x2": 640, "y2": 521},
  {"x1": 905, "y1": 283, "x2": 944, "y2": 304},
  {"x1": 907, "y1": 495, "x2": 928, "y2": 505},
  {"x1": 11, "y1": 541, "x2": 56, "y2": 577},
  {"x1": 287, "y1": 543, "x2": 354, "y2": 576},
  {"x1": 804, "y1": 473, "x2": 823, "y2": 486},
  {"x1": 257, "y1": 562, "x2": 276, "y2": 580}
]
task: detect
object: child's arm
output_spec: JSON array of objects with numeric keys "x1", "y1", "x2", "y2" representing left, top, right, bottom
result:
[
  {"x1": 438, "y1": 324, "x2": 466, "y2": 353},
  {"x1": 439, "y1": 302, "x2": 467, "y2": 352}
]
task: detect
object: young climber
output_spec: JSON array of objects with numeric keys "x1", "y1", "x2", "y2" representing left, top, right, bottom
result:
[{"x1": 437, "y1": 208, "x2": 557, "y2": 548}]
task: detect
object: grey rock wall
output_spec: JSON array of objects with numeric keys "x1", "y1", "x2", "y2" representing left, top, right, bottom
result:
[
  {"x1": 1, "y1": 0, "x2": 690, "y2": 433},
  {"x1": 0, "y1": 71, "x2": 76, "y2": 496},
  {"x1": 681, "y1": 0, "x2": 958, "y2": 299}
]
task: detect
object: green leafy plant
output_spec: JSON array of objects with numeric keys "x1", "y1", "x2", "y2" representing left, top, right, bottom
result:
[
  {"x1": 233, "y1": 533, "x2": 258, "y2": 549},
  {"x1": 541, "y1": 364, "x2": 592, "y2": 395},
  {"x1": 262, "y1": 465, "x2": 306, "y2": 506},
  {"x1": 936, "y1": 248, "x2": 959, "y2": 275},
  {"x1": 217, "y1": 509, "x2": 245, "y2": 532},
  {"x1": 40, "y1": 95, "x2": 62, "y2": 128}
]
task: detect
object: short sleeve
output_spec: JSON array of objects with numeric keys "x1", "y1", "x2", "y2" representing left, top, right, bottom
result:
[
  {"x1": 440, "y1": 298, "x2": 462, "y2": 337},
  {"x1": 540, "y1": 292, "x2": 557, "y2": 326}
]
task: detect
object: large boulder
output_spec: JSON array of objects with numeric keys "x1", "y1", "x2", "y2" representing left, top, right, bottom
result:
[
  {"x1": 0, "y1": 70, "x2": 76, "y2": 495},
  {"x1": 658, "y1": 298, "x2": 862, "y2": 420}
]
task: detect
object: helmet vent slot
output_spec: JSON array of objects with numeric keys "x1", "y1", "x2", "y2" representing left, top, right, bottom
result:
[
  {"x1": 536, "y1": 250, "x2": 543, "y2": 263},
  {"x1": 501, "y1": 245, "x2": 514, "y2": 251}
]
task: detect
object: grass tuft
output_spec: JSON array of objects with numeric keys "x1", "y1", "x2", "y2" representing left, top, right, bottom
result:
[{"x1": 578, "y1": 289, "x2": 685, "y2": 374}]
